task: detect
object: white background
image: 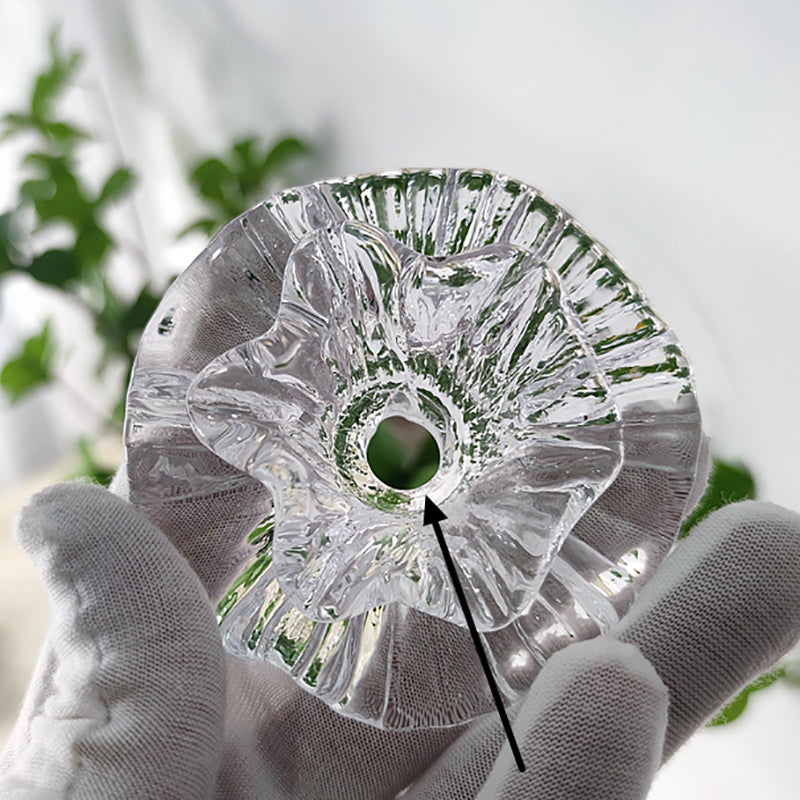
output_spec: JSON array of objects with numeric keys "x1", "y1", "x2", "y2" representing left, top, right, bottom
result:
[{"x1": 0, "y1": 1, "x2": 798, "y2": 796}]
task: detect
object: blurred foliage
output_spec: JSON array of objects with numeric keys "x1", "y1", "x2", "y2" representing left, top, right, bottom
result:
[
  {"x1": 0, "y1": 319, "x2": 55, "y2": 402},
  {"x1": 708, "y1": 667, "x2": 785, "y2": 726},
  {"x1": 66, "y1": 435, "x2": 117, "y2": 487},
  {"x1": 0, "y1": 29, "x2": 315, "y2": 485},
  {"x1": 181, "y1": 135, "x2": 312, "y2": 238},
  {"x1": 680, "y1": 458, "x2": 757, "y2": 539},
  {"x1": 0, "y1": 29, "x2": 154, "y2": 421}
]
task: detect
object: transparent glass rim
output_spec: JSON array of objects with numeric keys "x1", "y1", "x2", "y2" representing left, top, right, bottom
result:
[{"x1": 125, "y1": 168, "x2": 703, "y2": 729}]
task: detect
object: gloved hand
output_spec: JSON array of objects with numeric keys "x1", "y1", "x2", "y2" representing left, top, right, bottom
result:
[{"x1": 1, "y1": 479, "x2": 799, "y2": 799}]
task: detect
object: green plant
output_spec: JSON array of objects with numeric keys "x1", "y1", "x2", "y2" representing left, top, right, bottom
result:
[
  {"x1": 680, "y1": 458, "x2": 757, "y2": 539},
  {"x1": 0, "y1": 29, "x2": 155, "y2": 426},
  {"x1": 0, "y1": 29, "x2": 315, "y2": 484},
  {"x1": 181, "y1": 135, "x2": 312, "y2": 238},
  {"x1": 708, "y1": 666, "x2": 785, "y2": 726}
]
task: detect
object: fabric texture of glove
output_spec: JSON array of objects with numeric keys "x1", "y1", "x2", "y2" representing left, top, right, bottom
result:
[
  {"x1": 1, "y1": 479, "x2": 799, "y2": 799},
  {"x1": 0, "y1": 484, "x2": 226, "y2": 799}
]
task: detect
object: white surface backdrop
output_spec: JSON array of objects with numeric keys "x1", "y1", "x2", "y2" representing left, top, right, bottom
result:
[{"x1": 1, "y1": 1, "x2": 798, "y2": 797}]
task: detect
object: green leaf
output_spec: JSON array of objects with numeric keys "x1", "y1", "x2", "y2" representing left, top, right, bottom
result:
[
  {"x1": 708, "y1": 667, "x2": 785, "y2": 726},
  {"x1": 189, "y1": 158, "x2": 237, "y2": 207},
  {"x1": 185, "y1": 133, "x2": 314, "y2": 235},
  {"x1": 1, "y1": 28, "x2": 84, "y2": 146},
  {"x1": 111, "y1": 394, "x2": 127, "y2": 426},
  {"x1": 69, "y1": 437, "x2": 116, "y2": 487},
  {"x1": 20, "y1": 177, "x2": 53, "y2": 203},
  {"x1": 31, "y1": 28, "x2": 84, "y2": 125},
  {"x1": 232, "y1": 137, "x2": 267, "y2": 197},
  {"x1": 232, "y1": 137, "x2": 259, "y2": 170},
  {"x1": 95, "y1": 284, "x2": 132, "y2": 366},
  {"x1": 43, "y1": 120, "x2": 89, "y2": 146},
  {"x1": 27, "y1": 248, "x2": 81, "y2": 286},
  {"x1": 709, "y1": 692, "x2": 749, "y2": 726},
  {"x1": 119, "y1": 284, "x2": 160, "y2": 341},
  {"x1": 262, "y1": 136, "x2": 311, "y2": 179},
  {"x1": 680, "y1": 458, "x2": 757, "y2": 538},
  {"x1": 73, "y1": 223, "x2": 113, "y2": 269},
  {"x1": 0, "y1": 320, "x2": 56, "y2": 402},
  {"x1": 23, "y1": 151, "x2": 63, "y2": 169},
  {"x1": 0, "y1": 112, "x2": 37, "y2": 139},
  {"x1": 22, "y1": 153, "x2": 96, "y2": 234},
  {"x1": 94, "y1": 282, "x2": 159, "y2": 373},
  {"x1": 0, "y1": 212, "x2": 22, "y2": 274},
  {"x1": 96, "y1": 167, "x2": 135, "y2": 208}
]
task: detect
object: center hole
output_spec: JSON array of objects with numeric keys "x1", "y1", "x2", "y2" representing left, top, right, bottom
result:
[{"x1": 366, "y1": 416, "x2": 440, "y2": 490}]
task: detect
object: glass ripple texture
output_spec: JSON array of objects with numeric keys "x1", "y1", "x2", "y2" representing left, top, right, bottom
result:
[{"x1": 125, "y1": 169, "x2": 703, "y2": 729}]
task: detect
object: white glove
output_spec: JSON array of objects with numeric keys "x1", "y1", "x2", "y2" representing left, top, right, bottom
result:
[{"x1": 1, "y1": 481, "x2": 799, "y2": 799}]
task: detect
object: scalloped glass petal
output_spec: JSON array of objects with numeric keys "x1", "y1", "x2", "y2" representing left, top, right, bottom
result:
[
  {"x1": 125, "y1": 169, "x2": 703, "y2": 729},
  {"x1": 188, "y1": 219, "x2": 624, "y2": 630}
]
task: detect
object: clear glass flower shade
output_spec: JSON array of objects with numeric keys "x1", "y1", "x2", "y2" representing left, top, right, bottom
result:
[{"x1": 125, "y1": 169, "x2": 703, "y2": 729}]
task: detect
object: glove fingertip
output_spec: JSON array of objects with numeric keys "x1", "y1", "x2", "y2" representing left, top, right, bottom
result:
[
  {"x1": 5, "y1": 480, "x2": 227, "y2": 799},
  {"x1": 15, "y1": 482, "x2": 111, "y2": 557},
  {"x1": 472, "y1": 637, "x2": 667, "y2": 800},
  {"x1": 613, "y1": 499, "x2": 800, "y2": 759}
]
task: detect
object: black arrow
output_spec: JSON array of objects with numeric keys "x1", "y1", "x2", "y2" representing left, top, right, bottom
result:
[{"x1": 423, "y1": 496, "x2": 526, "y2": 772}]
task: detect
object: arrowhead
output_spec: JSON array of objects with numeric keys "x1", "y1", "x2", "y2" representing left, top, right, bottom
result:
[{"x1": 423, "y1": 496, "x2": 447, "y2": 526}]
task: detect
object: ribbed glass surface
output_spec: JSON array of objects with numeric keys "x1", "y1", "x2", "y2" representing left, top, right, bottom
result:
[{"x1": 125, "y1": 169, "x2": 702, "y2": 729}]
